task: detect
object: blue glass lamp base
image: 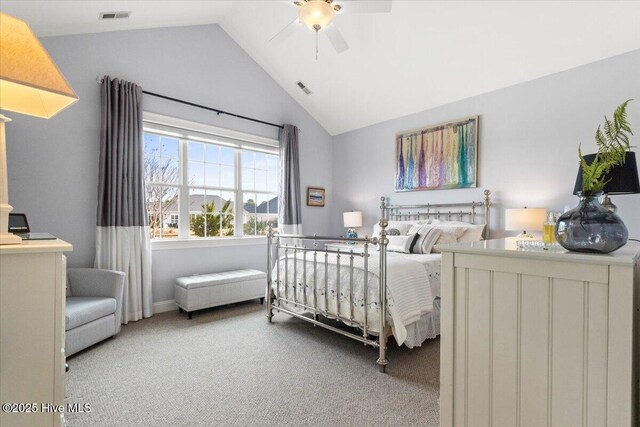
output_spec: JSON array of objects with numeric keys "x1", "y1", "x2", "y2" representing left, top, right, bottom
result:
[{"x1": 346, "y1": 228, "x2": 358, "y2": 244}]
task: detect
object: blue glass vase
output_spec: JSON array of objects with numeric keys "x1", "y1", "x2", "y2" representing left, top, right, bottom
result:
[{"x1": 555, "y1": 192, "x2": 628, "y2": 254}]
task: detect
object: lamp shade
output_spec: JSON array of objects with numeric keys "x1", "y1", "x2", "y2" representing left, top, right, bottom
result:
[
  {"x1": 0, "y1": 13, "x2": 78, "y2": 118},
  {"x1": 343, "y1": 211, "x2": 362, "y2": 228},
  {"x1": 505, "y1": 208, "x2": 546, "y2": 232},
  {"x1": 573, "y1": 151, "x2": 640, "y2": 195}
]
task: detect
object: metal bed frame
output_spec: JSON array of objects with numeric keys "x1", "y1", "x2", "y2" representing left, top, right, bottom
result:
[{"x1": 265, "y1": 190, "x2": 491, "y2": 372}]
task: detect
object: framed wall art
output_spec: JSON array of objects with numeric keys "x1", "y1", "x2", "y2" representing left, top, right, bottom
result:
[
  {"x1": 306, "y1": 187, "x2": 325, "y2": 207},
  {"x1": 395, "y1": 116, "x2": 478, "y2": 192}
]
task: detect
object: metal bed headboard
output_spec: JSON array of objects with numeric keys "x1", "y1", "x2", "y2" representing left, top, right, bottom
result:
[{"x1": 381, "y1": 189, "x2": 492, "y2": 239}]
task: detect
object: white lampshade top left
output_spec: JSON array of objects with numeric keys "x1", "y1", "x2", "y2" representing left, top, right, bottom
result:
[{"x1": 0, "y1": 12, "x2": 78, "y2": 119}]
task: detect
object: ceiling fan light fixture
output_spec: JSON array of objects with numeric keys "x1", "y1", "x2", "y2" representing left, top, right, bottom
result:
[{"x1": 298, "y1": 0, "x2": 336, "y2": 31}]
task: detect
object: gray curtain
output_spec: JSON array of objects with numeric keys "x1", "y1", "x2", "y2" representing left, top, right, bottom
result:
[
  {"x1": 278, "y1": 124, "x2": 302, "y2": 235},
  {"x1": 95, "y1": 76, "x2": 152, "y2": 323}
]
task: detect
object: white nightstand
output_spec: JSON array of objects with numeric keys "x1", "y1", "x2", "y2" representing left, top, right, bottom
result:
[{"x1": 324, "y1": 242, "x2": 368, "y2": 253}]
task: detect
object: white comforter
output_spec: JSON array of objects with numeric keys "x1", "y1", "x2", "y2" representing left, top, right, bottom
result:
[{"x1": 272, "y1": 251, "x2": 437, "y2": 346}]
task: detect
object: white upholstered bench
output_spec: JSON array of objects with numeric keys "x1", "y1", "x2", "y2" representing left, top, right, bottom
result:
[{"x1": 174, "y1": 269, "x2": 267, "y2": 319}]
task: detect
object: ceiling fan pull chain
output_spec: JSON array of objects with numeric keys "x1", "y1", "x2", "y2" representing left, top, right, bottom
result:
[{"x1": 315, "y1": 28, "x2": 319, "y2": 60}]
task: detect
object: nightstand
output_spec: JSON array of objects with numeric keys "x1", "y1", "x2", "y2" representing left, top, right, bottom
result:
[{"x1": 325, "y1": 242, "x2": 368, "y2": 253}]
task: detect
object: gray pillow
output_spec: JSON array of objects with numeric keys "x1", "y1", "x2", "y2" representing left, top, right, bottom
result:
[{"x1": 386, "y1": 228, "x2": 401, "y2": 236}]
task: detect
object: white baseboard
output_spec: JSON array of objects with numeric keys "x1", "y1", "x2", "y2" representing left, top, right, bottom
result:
[{"x1": 153, "y1": 299, "x2": 177, "y2": 314}]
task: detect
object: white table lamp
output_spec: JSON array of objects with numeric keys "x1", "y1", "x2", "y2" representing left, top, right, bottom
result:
[
  {"x1": 343, "y1": 211, "x2": 362, "y2": 240},
  {"x1": 0, "y1": 13, "x2": 78, "y2": 244},
  {"x1": 505, "y1": 207, "x2": 547, "y2": 239}
]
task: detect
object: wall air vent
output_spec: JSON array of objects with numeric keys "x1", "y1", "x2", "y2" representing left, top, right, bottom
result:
[
  {"x1": 296, "y1": 81, "x2": 312, "y2": 95},
  {"x1": 99, "y1": 11, "x2": 131, "y2": 20}
]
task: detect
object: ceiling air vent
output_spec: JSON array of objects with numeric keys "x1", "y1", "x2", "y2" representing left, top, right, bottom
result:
[
  {"x1": 99, "y1": 11, "x2": 131, "y2": 20},
  {"x1": 296, "y1": 81, "x2": 312, "y2": 95}
]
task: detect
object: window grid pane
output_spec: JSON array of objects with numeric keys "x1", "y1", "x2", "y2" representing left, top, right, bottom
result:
[
  {"x1": 243, "y1": 191, "x2": 278, "y2": 236},
  {"x1": 145, "y1": 133, "x2": 180, "y2": 185},
  {"x1": 189, "y1": 188, "x2": 235, "y2": 238},
  {"x1": 146, "y1": 184, "x2": 179, "y2": 239}
]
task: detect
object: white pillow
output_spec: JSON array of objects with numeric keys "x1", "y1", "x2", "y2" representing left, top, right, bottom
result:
[
  {"x1": 432, "y1": 224, "x2": 466, "y2": 239},
  {"x1": 458, "y1": 225, "x2": 485, "y2": 242},
  {"x1": 408, "y1": 225, "x2": 443, "y2": 254},
  {"x1": 431, "y1": 220, "x2": 486, "y2": 243},
  {"x1": 371, "y1": 221, "x2": 415, "y2": 239},
  {"x1": 431, "y1": 229, "x2": 461, "y2": 253},
  {"x1": 385, "y1": 233, "x2": 418, "y2": 254}
]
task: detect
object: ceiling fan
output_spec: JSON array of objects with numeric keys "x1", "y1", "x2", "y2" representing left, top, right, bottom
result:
[{"x1": 270, "y1": 0, "x2": 392, "y2": 59}]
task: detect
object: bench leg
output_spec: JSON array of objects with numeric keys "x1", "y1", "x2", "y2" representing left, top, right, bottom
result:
[
  {"x1": 188, "y1": 311, "x2": 192, "y2": 320},
  {"x1": 260, "y1": 297, "x2": 264, "y2": 305},
  {"x1": 178, "y1": 307, "x2": 183, "y2": 313}
]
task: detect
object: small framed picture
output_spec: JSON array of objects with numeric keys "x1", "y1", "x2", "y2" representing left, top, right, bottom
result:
[{"x1": 307, "y1": 187, "x2": 325, "y2": 207}]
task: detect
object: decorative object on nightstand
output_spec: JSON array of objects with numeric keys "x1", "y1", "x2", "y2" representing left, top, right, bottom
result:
[
  {"x1": 557, "y1": 100, "x2": 637, "y2": 254},
  {"x1": 542, "y1": 211, "x2": 561, "y2": 245},
  {"x1": 343, "y1": 211, "x2": 362, "y2": 242},
  {"x1": 0, "y1": 13, "x2": 78, "y2": 245},
  {"x1": 505, "y1": 207, "x2": 547, "y2": 238}
]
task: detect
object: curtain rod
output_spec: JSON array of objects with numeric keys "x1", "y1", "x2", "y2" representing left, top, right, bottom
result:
[{"x1": 96, "y1": 77, "x2": 284, "y2": 130}]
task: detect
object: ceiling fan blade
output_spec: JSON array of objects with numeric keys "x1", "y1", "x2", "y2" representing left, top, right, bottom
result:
[
  {"x1": 324, "y1": 24, "x2": 349, "y2": 53},
  {"x1": 338, "y1": 0, "x2": 392, "y2": 14},
  {"x1": 269, "y1": 18, "x2": 301, "y2": 45}
]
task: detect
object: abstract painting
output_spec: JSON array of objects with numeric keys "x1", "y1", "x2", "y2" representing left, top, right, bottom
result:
[{"x1": 395, "y1": 116, "x2": 478, "y2": 191}]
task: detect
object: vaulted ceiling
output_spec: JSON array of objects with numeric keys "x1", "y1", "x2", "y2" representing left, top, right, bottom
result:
[{"x1": 3, "y1": 1, "x2": 640, "y2": 135}]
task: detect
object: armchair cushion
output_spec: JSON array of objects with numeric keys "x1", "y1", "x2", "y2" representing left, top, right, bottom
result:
[
  {"x1": 66, "y1": 297, "x2": 117, "y2": 331},
  {"x1": 67, "y1": 268, "x2": 125, "y2": 334}
]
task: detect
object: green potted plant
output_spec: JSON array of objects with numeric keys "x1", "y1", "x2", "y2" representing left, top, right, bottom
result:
[{"x1": 555, "y1": 100, "x2": 636, "y2": 253}]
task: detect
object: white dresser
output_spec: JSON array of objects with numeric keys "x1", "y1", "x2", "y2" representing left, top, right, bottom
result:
[
  {"x1": 0, "y1": 239, "x2": 73, "y2": 427},
  {"x1": 439, "y1": 238, "x2": 640, "y2": 427}
]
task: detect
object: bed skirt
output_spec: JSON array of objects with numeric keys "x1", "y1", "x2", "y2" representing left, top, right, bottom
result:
[{"x1": 403, "y1": 297, "x2": 441, "y2": 348}]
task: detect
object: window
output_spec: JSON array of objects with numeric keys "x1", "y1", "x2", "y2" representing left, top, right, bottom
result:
[{"x1": 143, "y1": 114, "x2": 279, "y2": 240}]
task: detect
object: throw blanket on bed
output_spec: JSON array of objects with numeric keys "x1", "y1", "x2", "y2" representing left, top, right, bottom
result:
[{"x1": 272, "y1": 251, "x2": 434, "y2": 346}]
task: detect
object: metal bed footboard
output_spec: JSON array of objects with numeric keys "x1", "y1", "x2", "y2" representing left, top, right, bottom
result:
[{"x1": 266, "y1": 217, "x2": 391, "y2": 372}]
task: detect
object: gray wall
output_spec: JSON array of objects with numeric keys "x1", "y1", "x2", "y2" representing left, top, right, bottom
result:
[
  {"x1": 6, "y1": 24, "x2": 334, "y2": 303},
  {"x1": 332, "y1": 49, "x2": 640, "y2": 240}
]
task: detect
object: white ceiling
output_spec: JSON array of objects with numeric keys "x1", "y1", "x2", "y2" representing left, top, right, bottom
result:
[{"x1": 3, "y1": 1, "x2": 640, "y2": 136}]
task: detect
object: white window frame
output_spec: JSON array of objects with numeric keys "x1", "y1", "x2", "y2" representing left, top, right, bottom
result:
[{"x1": 143, "y1": 112, "x2": 279, "y2": 250}]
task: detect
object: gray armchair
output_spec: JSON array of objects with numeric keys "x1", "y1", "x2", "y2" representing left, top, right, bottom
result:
[{"x1": 65, "y1": 268, "x2": 125, "y2": 357}]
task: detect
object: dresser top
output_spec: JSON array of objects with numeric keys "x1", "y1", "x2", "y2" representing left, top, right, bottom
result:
[
  {"x1": 0, "y1": 239, "x2": 73, "y2": 255},
  {"x1": 437, "y1": 237, "x2": 640, "y2": 266}
]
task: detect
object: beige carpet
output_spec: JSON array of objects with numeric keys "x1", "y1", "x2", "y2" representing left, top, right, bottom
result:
[{"x1": 65, "y1": 301, "x2": 440, "y2": 427}]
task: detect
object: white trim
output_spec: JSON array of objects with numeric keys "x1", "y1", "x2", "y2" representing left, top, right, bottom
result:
[
  {"x1": 153, "y1": 299, "x2": 177, "y2": 314},
  {"x1": 151, "y1": 236, "x2": 267, "y2": 250},
  {"x1": 143, "y1": 112, "x2": 279, "y2": 148}
]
